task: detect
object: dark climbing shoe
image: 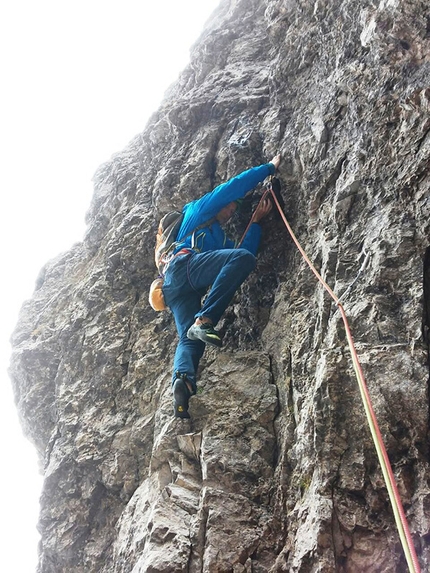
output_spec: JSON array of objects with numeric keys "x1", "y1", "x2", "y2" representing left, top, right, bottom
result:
[
  {"x1": 173, "y1": 377, "x2": 191, "y2": 419},
  {"x1": 187, "y1": 322, "x2": 222, "y2": 348}
]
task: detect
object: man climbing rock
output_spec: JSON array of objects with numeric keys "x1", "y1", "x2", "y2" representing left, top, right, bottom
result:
[{"x1": 162, "y1": 154, "x2": 281, "y2": 418}]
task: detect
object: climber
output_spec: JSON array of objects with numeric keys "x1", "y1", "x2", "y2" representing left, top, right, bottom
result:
[{"x1": 162, "y1": 154, "x2": 281, "y2": 418}]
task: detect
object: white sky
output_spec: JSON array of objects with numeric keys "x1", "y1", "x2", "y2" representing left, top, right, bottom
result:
[{"x1": 0, "y1": 1, "x2": 220, "y2": 570}]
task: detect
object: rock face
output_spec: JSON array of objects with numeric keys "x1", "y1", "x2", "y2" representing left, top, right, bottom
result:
[{"x1": 10, "y1": 0, "x2": 430, "y2": 571}]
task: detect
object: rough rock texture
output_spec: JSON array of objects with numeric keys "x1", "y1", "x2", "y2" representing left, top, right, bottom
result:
[{"x1": 9, "y1": 0, "x2": 430, "y2": 571}]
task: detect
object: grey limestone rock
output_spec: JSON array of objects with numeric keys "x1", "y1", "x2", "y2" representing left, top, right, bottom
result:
[{"x1": 9, "y1": 0, "x2": 430, "y2": 571}]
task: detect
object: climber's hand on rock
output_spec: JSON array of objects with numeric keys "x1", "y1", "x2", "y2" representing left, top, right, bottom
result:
[
  {"x1": 253, "y1": 197, "x2": 272, "y2": 222},
  {"x1": 270, "y1": 154, "x2": 281, "y2": 170}
]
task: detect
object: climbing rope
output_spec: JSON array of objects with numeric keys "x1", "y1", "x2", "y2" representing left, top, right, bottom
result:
[
  {"x1": 237, "y1": 188, "x2": 271, "y2": 247},
  {"x1": 256, "y1": 179, "x2": 421, "y2": 572}
]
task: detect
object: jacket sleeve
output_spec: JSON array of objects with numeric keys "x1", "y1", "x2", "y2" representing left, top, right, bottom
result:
[
  {"x1": 239, "y1": 223, "x2": 262, "y2": 256},
  {"x1": 180, "y1": 163, "x2": 275, "y2": 233}
]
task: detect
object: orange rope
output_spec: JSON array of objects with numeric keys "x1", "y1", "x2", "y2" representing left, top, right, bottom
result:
[
  {"x1": 237, "y1": 189, "x2": 271, "y2": 247},
  {"x1": 267, "y1": 182, "x2": 421, "y2": 573}
]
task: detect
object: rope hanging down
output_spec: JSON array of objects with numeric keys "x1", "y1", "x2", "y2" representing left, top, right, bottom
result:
[{"x1": 253, "y1": 178, "x2": 420, "y2": 573}]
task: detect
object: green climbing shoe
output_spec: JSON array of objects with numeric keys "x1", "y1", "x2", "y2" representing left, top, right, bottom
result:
[{"x1": 187, "y1": 322, "x2": 222, "y2": 348}]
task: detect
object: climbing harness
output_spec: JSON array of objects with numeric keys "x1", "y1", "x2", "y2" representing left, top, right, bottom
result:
[
  {"x1": 250, "y1": 177, "x2": 421, "y2": 573},
  {"x1": 150, "y1": 215, "x2": 215, "y2": 311}
]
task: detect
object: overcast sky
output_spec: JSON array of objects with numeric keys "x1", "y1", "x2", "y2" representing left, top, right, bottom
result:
[{"x1": 0, "y1": 1, "x2": 220, "y2": 569}]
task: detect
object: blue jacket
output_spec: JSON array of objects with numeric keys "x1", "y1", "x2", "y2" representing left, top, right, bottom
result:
[{"x1": 175, "y1": 163, "x2": 275, "y2": 256}]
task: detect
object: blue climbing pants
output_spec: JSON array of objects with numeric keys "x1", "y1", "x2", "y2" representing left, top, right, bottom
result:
[{"x1": 162, "y1": 248, "x2": 256, "y2": 392}]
